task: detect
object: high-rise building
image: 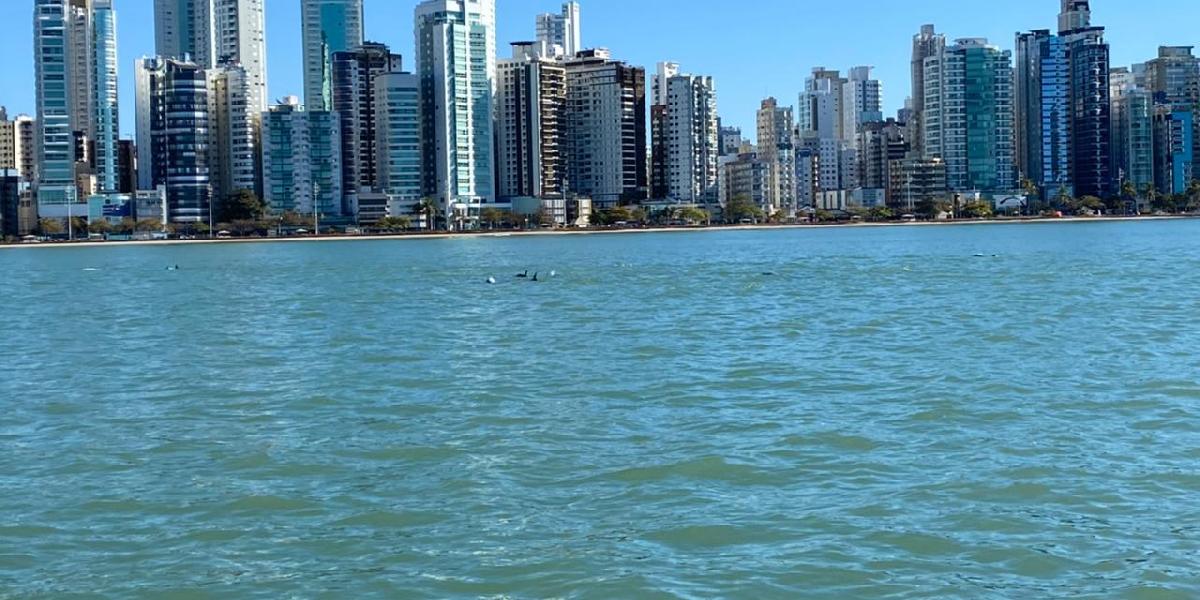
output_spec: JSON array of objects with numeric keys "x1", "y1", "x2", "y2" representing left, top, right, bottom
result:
[
  {"x1": 1063, "y1": 26, "x2": 1111, "y2": 199},
  {"x1": 67, "y1": 0, "x2": 94, "y2": 141},
  {"x1": 842, "y1": 66, "x2": 883, "y2": 146},
  {"x1": 34, "y1": 0, "x2": 80, "y2": 212},
  {"x1": 14, "y1": 117, "x2": 37, "y2": 183},
  {"x1": 0, "y1": 169, "x2": 20, "y2": 239},
  {"x1": 1143, "y1": 47, "x2": 1200, "y2": 109},
  {"x1": 1153, "y1": 106, "x2": 1194, "y2": 196},
  {"x1": 374, "y1": 73, "x2": 423, "y2": 205},
  {"x1": 1143, "y1": 46, "x2": 1200, "y2": 173},
  {"x1": 497, "y1": 42, "x2": 566, "y2": 200},
  {"x1": 116, "y1": 139, "x2": 137, "y2": 194},
  {"x1": 1111, "y1": 87, "x2": 1154, "y2": 192},
  {"x1": 923, "y1": 38, "x2": 1016, "y2": 194},
  {"x1": 910, "y1": 25, "x2": 945, "y2": 157},
  {"x1": 301, "y1": 0, "x2": 364, "y2": 111},
  {"x1": 415, "y1": 0, "x2": 497, "y2": 225},
  {"x1": 332, "y1": 42, "x2": 402, "y2": 216},
  {"x1": 207, "y1": 64, "x2": 261, "y2": 205},
  {"x1": 135, "y1": 57, "x2": 211, "y2": 223},
  {"x1": 889, "y1": 157, "x2": 948, "y2": 211},
  {"x1": 756, "y1": 97, "x2": 795, "y2": 214},
  {"x1": 155, "y1": 0, "x2": 266, "y2": 111},
  {"x1": 721, "y1": 150, "x2": 770, "y2": 213},
  {"x1": 797, "y1": 68, "x2": 856, "y2": 194},
  {"x1": 261, "y1": 97, "x2": 343, "y2": 216},
  {"x1": 718, "y1": 124, "x2": 742, "y2": 157},
  {"x1": 563, "y1": 49, "x2": 647, "y2": 208},
  {"x1": 1016, "y1": 30, "x2": 1070, "y2": 198},
  {"x1": 535, "y1": 2, "x2": 581, "y2": 59},
  {"x1": 649, "y1": 61, "x2": 678, "y2": 199},
  {"x1": 212, "y1": 0, "x2": 267, "y2": 113},
  {"x1": 651, "y1": 63, "x2": 718, "y2": 205},
  {"x1": 154, "y1": 0, "x2": 214, "y2": 66},
  {"x1": 1058, "y1": 0, "x2": 1091, "y2": 33},
  {"x1": 91, "y1": 0, "x2": 119, "y2": 193},
  {"x1": 858, "y1": 118, "x2": 909, "y2": 201}
]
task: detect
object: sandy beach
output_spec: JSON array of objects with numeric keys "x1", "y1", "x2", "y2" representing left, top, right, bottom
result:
[{"x1": 0, "y1": 215, "x2": 1191, "y2": 250}]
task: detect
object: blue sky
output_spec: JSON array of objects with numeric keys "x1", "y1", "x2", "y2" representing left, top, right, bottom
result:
[{"x1": 2, "y1": 0, "x2": 1198, "y2": 138}]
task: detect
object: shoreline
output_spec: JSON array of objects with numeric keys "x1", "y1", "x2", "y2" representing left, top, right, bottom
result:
[{"x1": 1, "y1": 214, "x2": 1193, "y2": 250}]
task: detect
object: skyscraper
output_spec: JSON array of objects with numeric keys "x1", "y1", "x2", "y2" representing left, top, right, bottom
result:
[
  {"x1": 923, "y1": 38, "x2": 1016, "y2": 194},
  {"x1": 207, "y1": 64, "x2": 260, "y2": 204},
  {"x1": 1059, "y1": 0, "x2": 1111, "y2": 199},
  {"x1": 155, "y1": 0, "x2": 266, "y2": 111},
  {"x1": 842, "y1": 66, "x2": 883, "y2": 147},
  {"x1": 153, "y1": 0, "x2": 214, "y2": 66},
  {"x1": 136, "y1": 57, "x2": 211, "y2": 223},
  {"x1": 496, "y1": 42, "x2": 566, "y2": 199},
  {"x1": 1058, "y1": 0, "x2": 1091, "y2": 33},
  {"x1": 651, "y1": 63, "x2": 719, "y2": 206},
  {"x1": 415, "y1": 0, "x2": 497, "y2": 225},
  {"x1": 1111, "y1": 86, "x2": 1154, "y2": 193},
  {"x1": 301, "y1": 0, "x2": 364, "y2": 111},
  {"x1": 536, "y1": 2, "x2": 581, "y2": 59},
  {"x1": 67, "y1": 0, "x2": 94, "y2": 141},
  {"x1": 91, "y1": 0, "x2": 119, "y2": 193},
  {"x1": 332, "y1": 42, "x2": 402, "y2": 217},
  {"x1": 1143, "y1": 47, "x2": 1200, "y2": 108},
  {"x1": 212, "y1": 0, "x2": 267, "y2": 113},
  {"x1": 374, "y1": 73, "x2": 423, "y2": 204},
  {"x1": 34, "y1": 0, "x2": 79, "y2": 211},
  {"x1": 1016, "y1": 30, "x2": 1070, "y2": 198},
  {"x1": 756, "y1": 97, "x2": 795, "y2": 214},
  {"x1": 563, "y1": 49, "x2": 647, "y2": 208},
  {"x1": 910, "y1": 25, "x2": 945, "y2": 157},
  {"x1": 261, "y1": 97, "x2": 343, "y2": 217}
]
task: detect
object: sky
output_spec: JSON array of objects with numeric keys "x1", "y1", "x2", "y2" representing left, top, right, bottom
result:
[{"x1": 2, "y1": 0, "x2": 1198, "y2": 139}]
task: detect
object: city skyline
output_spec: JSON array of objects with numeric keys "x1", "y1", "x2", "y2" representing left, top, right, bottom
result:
[{"x1": 3, "y1": 0, "x2": 1199, "y2": 136}]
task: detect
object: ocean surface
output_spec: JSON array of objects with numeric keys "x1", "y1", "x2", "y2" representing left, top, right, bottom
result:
[{"x1": 2, "y1": 221, "x2": 1200, "y2": 598}]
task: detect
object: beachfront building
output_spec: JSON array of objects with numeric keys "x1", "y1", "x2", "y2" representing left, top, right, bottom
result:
[
  {"x1": 1111, "y1": 84, "x2": 1155, "y2": 195},
  {"x1": 0, "y1": 111, "x2": 37, "y2": 183},
  {"x1": 207, "y1": 64, "x2": 261, "y2": 203},
  {"x1": 562, "y1": 49, "x2": 647, "y2": 208},
  {"x1": 415, "y1": 0, "x2": 497, "y2": 228},
  {"x1": 261, "y1": 97, "x2": 343, "y2": 217},
  {"x1": 135, "y1": 57, "x2": 211, "y2": 224},
  {"x1": 651, "y1": 62, "x2": 718, "y2": 206},
  {"x1": 374, "y1": 73, "x2": 423, "y2": 212},
  {"x1": 910, "y1": 25, "x2": 946, "y2": 157},
  {"x1": 756, "y1": 98, "x2": 795, "y2": 215},
  {"x1": 332, "y1": 42, "x2": 402, "y2": 218},
  {"x1": 922, "y1": 37, "x2": 1016, "y2": 194},
  {"x1": 1015, "y1": 29, "x2": 1071, "y2": 199},
  {"x1": 301, "y1": 0, "x2": 364, "y2": 111},
  {"x1": 34, "y1": 0, "x2": 82, "y2": 215},
  {"x1": 496, "y1": 42, "x2": 566, "y2": 200}
]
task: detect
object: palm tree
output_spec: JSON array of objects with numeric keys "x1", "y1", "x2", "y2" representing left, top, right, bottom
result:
[
  {"x1": 1186, "y1": 179, "x2": 1200, "y2": 213},
  {"x1": 1141, "y1": 183, "x2": 1158, "y2": 213},
  {"x1": 412, "y1": 197, "x2": 438, "y2": 231}
]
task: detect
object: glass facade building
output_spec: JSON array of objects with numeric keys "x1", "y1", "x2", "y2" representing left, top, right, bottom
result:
[
  {"x1": 415, "y1": 0, "x2": 497, "y2": 223},
  {"x1": 301, "y1": 0, "x2": 363, "y2": 111},
  {"x1": 92, "y1": 0, "x2": 119, "y2": 193},
  {"x1": 261, "y1": 98, "x2": 343, "y2": 217},
  {"x1": 34, "y1": 0, "x2": 79, "y2": 208}
]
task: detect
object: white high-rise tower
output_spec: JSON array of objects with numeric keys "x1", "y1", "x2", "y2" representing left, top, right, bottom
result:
[{"x1": 535, "y1": 2, "x2": 581, "y2": 59}]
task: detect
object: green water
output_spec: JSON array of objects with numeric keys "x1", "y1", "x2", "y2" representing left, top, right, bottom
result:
[{"x1": 2, "y1": 221, "x2": 1199, "y2": 598}]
